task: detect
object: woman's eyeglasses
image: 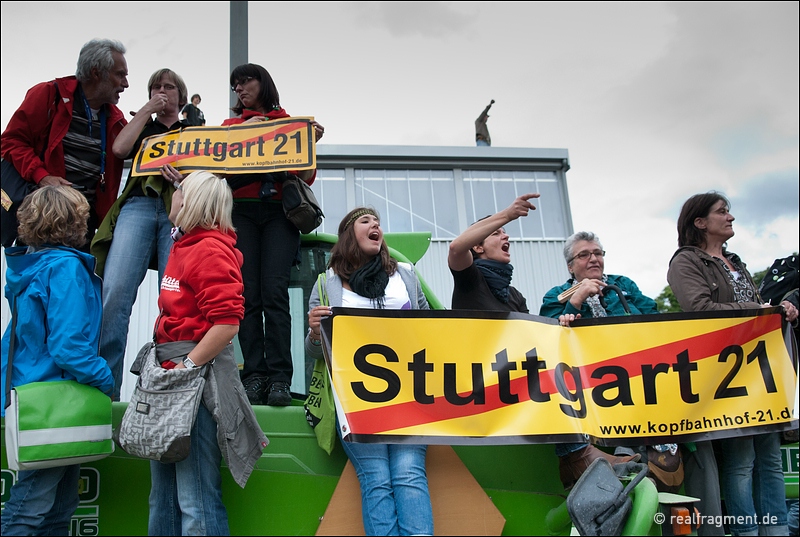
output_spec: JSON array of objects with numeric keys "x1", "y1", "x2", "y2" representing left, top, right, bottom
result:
[
  {"x1": 568, "y1": 250, "x2": 606, "y2": 263},
  {"x1": 231, "y1": 76, "x2": 256, "y2": 92}
]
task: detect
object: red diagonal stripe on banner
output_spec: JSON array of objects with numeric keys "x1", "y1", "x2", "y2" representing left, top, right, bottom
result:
[
  {"x1": 344, "y1": 315, "x2": 780, "y2": 434},
  {"x1": 139, "y1": 123, "x2": 305, "y2": 169}
]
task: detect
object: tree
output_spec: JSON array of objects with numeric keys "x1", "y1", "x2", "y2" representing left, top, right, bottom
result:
[
  {"x1": 751, "y1": 267, "x2": 768, "y2": 288},
  {"x1": 655, "y1": 285, "x2": 682, "y2": 313}
]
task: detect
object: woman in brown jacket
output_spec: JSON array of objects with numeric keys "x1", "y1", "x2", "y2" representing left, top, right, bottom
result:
[{"x1": 667, "y1": 191, "x2": 797, "y2": 536}]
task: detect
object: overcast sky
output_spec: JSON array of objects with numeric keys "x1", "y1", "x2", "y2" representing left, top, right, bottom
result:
[{"x1": 2, "y1": 1, "x2": 797, "y2": 301}]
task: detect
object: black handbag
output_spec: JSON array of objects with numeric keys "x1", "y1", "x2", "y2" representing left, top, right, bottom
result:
[
  {"x1": 282, "y1": 174, "x2": 324, "y2": 234},
  {"x1": 1, "y1": 158, "x2": 36, "y2": 248},
  {"x1": 1, "y1": 82, "x2": 59, "y2": 248}
]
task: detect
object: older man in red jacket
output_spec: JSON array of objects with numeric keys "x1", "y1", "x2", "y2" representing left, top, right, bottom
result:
[{"x1": 1, "y1": 38, "x2": 129, "y2": 247}]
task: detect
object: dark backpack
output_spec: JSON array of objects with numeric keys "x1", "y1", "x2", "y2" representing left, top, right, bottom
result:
[
  {"x1": 760, "y1": 254, "x2": 800, "y2": 445},
  {"x1": 759, "y1": 255, "x2": 799, "y2": 308}
]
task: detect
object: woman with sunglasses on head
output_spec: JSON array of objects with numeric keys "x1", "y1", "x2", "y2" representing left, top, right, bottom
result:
[
  {"x1": 305, "y1": 207, "x2": 433, "y2": 536},
  {"x1": 92, "y1": 68, "x2": 188, "y2": 400},
  {"x1": 667, "y1": 191, "x2": 796, "y2": 536},
  {"x1": 147, "y1": 171, "x2": 268, "y2": 536},
  {"x1": 223, "y1": 63, "x2": 324, "y2": 406}
]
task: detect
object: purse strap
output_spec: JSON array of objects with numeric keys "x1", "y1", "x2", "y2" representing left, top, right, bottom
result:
[
  {"x1": 152, "y1": 310, "x2": 165, "y2": 343},
  {"x1": 317, "y1": 272, "x2": 329, "y2": 307},
  {"x1": 4, "y1": 298, "x2": 19, "y2": 409}
]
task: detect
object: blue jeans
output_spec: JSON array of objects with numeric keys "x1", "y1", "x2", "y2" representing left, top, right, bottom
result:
[
  {"x1": 232, "y1": 201, "x2": 299, "y2": 386},
  {"x1": 148, "y1": 403, "x2": 229, "y2": 536},
  {"x1": 788, "y1": 499, "x2": 799, "y2": 535},
  {"x1": 340, "y1": 439, "x2": 433, "y2": 536},
  {"x1": 1, "y1": 464, "x2": 80, "y2": 535},
  {"x1": 555, "y1": 442, "x2": 587, "y2": 457},
  {"x1": 720, "y1": 433, "x2": 787, "y2": 535},
  {"x1": 100, "y1": 196, "x2": 173, "y2": 399}
]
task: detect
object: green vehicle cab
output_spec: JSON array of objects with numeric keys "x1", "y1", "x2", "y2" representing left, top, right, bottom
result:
[{"x1": 2, "y1": 232, "x2": 796, "y2": 536}]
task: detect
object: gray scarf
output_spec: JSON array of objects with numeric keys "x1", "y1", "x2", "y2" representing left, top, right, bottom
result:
[{"x1": 572, "y1": 274, "x2": 608, "y2": 318}]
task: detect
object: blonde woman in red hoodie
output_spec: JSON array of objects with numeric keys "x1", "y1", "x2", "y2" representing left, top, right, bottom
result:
[
  {"x1": 223, "y1": 63, "x2": 324, "y2": 406},
  {"x1": 148, "y1": 171, "x2": 268, "y2": 535}
]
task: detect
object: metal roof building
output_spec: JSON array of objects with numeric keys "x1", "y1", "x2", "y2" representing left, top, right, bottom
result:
[{"x1": 313, "y1": 144, "x2": 573, "y2": 310}]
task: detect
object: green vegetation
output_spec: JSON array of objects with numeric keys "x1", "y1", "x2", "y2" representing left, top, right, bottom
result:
[
  {"x1": 751, "y1": 267, "x2": 768, "y2": 288},
  {"x1": 655, "y1": 285, "x2": 682, "y2": 313}
]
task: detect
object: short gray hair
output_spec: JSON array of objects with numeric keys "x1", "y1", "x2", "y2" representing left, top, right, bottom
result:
[
  {"x1": 75, "y1": 39, "x2": 126, "y2": 83},
  {"x1": 563, "y1": 231, "x2": 603, "y2": 263}
]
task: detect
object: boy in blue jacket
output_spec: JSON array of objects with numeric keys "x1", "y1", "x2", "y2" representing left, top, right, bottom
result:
[{"x1": 1, "y1": 186, "x2": 113, "y2": 535}]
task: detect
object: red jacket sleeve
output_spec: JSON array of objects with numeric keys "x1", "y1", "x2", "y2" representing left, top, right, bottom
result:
[{"x1": 0, "y1": 81, "x2": 59, "y2": 184}]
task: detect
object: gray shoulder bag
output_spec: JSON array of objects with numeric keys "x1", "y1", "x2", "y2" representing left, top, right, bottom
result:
[{"x1": 115, "y1": 336, "x2": 208, "y2": 463}]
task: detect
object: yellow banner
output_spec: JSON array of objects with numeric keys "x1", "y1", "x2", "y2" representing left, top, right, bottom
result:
[
  {"x1": 320, "y1": 308, "x2": 798, "y2": 446},
  {"x1": 131, "y1": 117, "x2": 316, "y2": 176}
]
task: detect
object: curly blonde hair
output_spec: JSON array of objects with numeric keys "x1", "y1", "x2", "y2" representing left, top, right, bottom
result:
[{"x1": 17, "y1": 186, "x2": 89, "y2": 249}]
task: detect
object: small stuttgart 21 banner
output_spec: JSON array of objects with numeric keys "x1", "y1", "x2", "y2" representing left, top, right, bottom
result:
[
  {"x1": 131, "y1": 117, "x2": 316, "y2": 176},
  {"x1": 317, "y1": 307, "x2": 799, "y2": 446}
]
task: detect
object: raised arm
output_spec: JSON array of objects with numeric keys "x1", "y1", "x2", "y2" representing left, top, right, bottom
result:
[
  {"x1": 448, "y1": 193, "x2": 539, "y2": 272},
  {"x1": 112, "y1": 94, "x2": 168, "y2": 158},
  {"x1": 477, "y1": 99, "x2": 494, "y2": 123}
]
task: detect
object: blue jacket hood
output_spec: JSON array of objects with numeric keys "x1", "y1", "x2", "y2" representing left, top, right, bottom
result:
[{"x1": 4, "y1": 245, "x2": 97, "y2": 300}]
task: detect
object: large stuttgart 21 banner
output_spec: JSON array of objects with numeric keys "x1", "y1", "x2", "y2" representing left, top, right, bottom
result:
[{"x1": 318, "y1": 307, "x2": 798, "y2": 446}]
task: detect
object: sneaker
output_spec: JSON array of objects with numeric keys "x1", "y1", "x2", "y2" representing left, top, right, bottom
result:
[
  {"x1": 266, "y1": 381, "x2": 292, "y2": 406},
  {"x1": 242, "y1": 375, "x2": 268, "y2": 405}
]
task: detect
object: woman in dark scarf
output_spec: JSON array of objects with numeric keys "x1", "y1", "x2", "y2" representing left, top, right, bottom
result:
[
  {"x1": 305, "y1": 207, "x2": 432, "y2": 536},
  {"x1": 448, "y1": 193, "x2": 540, "y2": 313}
]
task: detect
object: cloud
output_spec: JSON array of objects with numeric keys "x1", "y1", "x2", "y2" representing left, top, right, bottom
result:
[
  {"x1": 351, "y1": 1, "x2": 477, "y2": 38},
  {"x1": 604, "y1": 2, "x2": 799, "y2": 143},
  {"x1": 727, "y1": 213, "x2": 800, "y2": 275},
  {"x1": 727, "y1": 170, "x2": 800, "y2": 225},
  {"x1": 710, "y1": 121, "x2": 799, "y2": 171}
]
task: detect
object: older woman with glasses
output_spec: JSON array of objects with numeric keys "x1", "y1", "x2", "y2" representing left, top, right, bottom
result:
[
  {"x1": 539, "y1": 230, "x2": 657, "y2": 490},
  {"x1": 540, "y1": 230, "x2": 658, "y2": 323}
]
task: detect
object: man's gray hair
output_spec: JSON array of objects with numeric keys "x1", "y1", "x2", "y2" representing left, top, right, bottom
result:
[
  {"x1": 563, "y1": 231, "x2": 603, "y2": 263},
  {"x1": 75, "y1": 39, "x2": 126, "y2": 83}
]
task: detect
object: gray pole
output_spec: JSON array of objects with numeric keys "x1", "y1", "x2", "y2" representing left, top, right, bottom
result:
[{"x1": 230, "y1": 1, "x2": 248, "y2": 116}]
